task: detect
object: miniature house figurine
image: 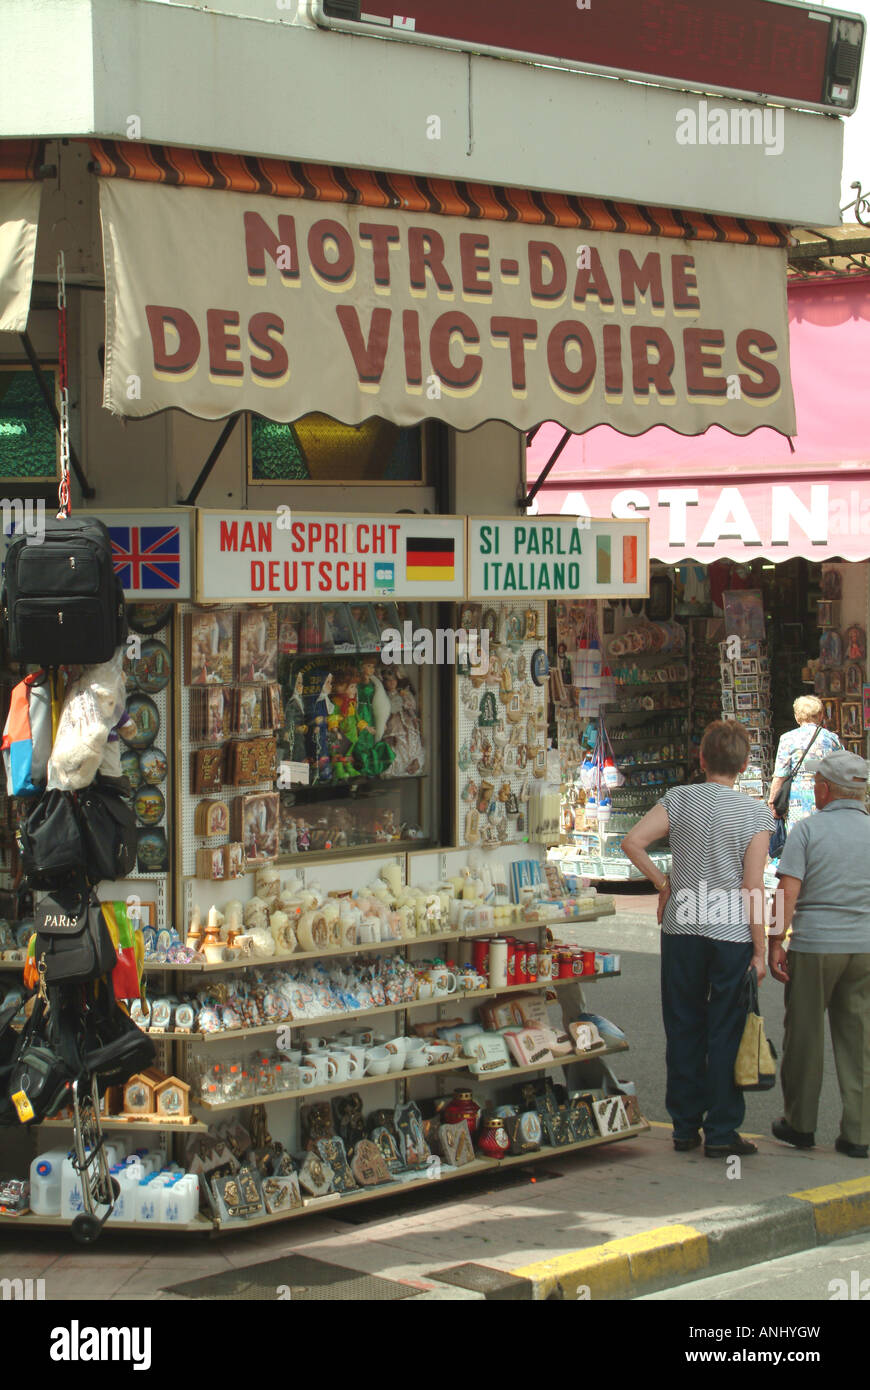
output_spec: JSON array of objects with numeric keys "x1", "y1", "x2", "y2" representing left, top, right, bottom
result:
[
  {"x1": 154, "y1": 1076, "x2": 191, "y2": 1118},
  {"x1": 123, "y1": 1068, "x2": 165, "y2": 1115}
]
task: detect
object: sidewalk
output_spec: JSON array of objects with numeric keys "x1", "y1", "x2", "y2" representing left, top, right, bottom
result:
[{"x1": 2, "y1": 1122, "x2": 868, "y2": 1301}]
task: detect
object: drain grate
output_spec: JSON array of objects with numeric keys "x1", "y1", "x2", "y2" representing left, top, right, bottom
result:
[
  {"x1": 330, "y1": 1165, "x2": 563, "y2": 1226},
  {"x1": 166, "y1": 1253, "x2": 419, "y2": 1301}
]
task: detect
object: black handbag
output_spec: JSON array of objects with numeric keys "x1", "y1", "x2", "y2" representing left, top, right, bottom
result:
[
  {"x1": 772, "y1": 724, "x2": 822, "y2": 819},
  {"x1": 33, "y1": 885, "x2": 117, "y2": 987},
  {"x1": 75, "y1": 785, "x2": 138, "y2": 881},
  {"x1": 0, "y1": 996, "x2": 79, "y2": 1127},
  {"x1": 17, "y1": 790, "x2": 86, "y2": 890},
  {"x1": 2, "y1": 516, "x2": 127, "y2": 666}
]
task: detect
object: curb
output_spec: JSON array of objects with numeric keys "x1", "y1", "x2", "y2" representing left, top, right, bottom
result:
[{"x1": 505, "y1": 1176, "x2": 870, "y2": 1300}]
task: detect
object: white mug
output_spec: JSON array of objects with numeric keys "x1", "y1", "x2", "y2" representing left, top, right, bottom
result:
[
  {"x1": 302, "y1": 1053, "x2": 328, "y2": 1085},
  {"x1": 298, "y1": 1066, "x2": 317, "y2": 1088},
  {"x1": 426, "y1": 967, "x2": 457, "y2": 996},
  {"x1": 326, "y1": 1052, "x2": 350, "y2": 1082}
]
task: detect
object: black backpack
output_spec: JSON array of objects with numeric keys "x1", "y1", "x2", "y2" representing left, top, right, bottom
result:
[
  {"x1": 76, "y1": 784, "x2": 138, "y2": 882},
  {"x1": 0, "y1": 994, "x2": 80, "y2": 1127},
  {"x1": 2, "y1": 516, "x2": 127, "y2": 665},
  {"x1": 17, "y1": 790, "x2": 86, "y2": 890},
  {"x1": 33, "y1": 884, "x2": 117, "y2": 988}
]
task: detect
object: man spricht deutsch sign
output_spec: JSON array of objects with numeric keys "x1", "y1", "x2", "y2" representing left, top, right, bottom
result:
[{"x1": 99, "y1": 180, "x2": 795, "y2": 437}]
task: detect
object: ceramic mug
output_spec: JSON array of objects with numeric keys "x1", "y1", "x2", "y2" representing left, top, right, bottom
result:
[
  {"x1": 416, "y1": 977, "x2": 435, "y2": 1000},
  {"x1": 426, "y1": 967, "x2": 457, "y2": 996},
  {"x1": 298, "y1": 1066, "x2": 317, "y2": 1088},
  {"x1": 324, "y1": 1052, "x2": 350, "y2": 1082},
  {"x1": 302, "y1": 1053, "x2": 329, "y2": 1085},
  {"x1": 365, "y1": 1047, "x2": 393, "y2": 1076}
]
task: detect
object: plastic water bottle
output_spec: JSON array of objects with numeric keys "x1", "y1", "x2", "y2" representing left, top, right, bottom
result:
[{"x1": 29, "y1": 1151, "x2": 70, "y2": 1216}]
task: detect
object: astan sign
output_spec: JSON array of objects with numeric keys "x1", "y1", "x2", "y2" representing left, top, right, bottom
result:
[
  {"x1": 534, "y1": 479, "x2": 870, "y2": 563},
  {"x1": 99, "y1": 180, "x2": 795, "y2": 439},
  {"x1": 197, "y1": 510, "x2": 466, "y2": 601}
]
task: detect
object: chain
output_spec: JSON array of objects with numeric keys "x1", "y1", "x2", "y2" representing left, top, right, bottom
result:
[{"x1": 57, "y1": 251, "x2": 71, "y2": 519}]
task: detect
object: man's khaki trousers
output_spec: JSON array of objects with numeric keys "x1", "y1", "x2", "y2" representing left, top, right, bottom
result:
[{"x1": 782, "y1": 951, "x2": 870, "y2": 1145}]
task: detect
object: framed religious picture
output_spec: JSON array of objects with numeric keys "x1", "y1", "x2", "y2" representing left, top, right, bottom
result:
[
  {"x1": 817, "y1": 600, "x2": 836, "y2": 629},
  {"x1": 844, "y1": 739, "x2": 866, "y2": 757},
  {"x1": 840, "y1": 701, "x2": 862, "y2": 740},
  {"x1": 828, "y1": 669, "x2": 844, "y2": 696},
  {"x1": 845, "y1": 663, "x2": 864, "y2": 696},
  {"x1": 863, "y1": 684, "x2": 870, "y2": 732},
  {"x1": 823, "y1": 698, "x2": 840, "y2": 734}
]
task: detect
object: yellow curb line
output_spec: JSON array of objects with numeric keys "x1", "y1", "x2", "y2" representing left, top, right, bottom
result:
[
  {"x1": 512, "y1": 1224, "x2": 708, "y2": 1301},
  {"x1": 790, "y1": 1175, "x2": 870, "y2": 1242}
]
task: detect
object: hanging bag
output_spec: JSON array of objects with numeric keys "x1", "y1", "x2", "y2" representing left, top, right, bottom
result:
[
  {"x1": 17, "y1": 789, "x2": 86, "y2": 889},
  {"x1": 734, "y1": 966, "x2": 777, "y2": 1091},
  {"x1": 1, "y1": 672, "x2": 54, "y2": 797},
  {"x1": 75, "y1": 784, "x2": 138, "y2": 881},
  {"x1": 772, "y1": 724, "x2": 821, "y2": 820},
  {"x1": 32, "y1": 884, "x2": 117, "y2": 988},
  {"x1": 2, "y1": 516, "x2": 127, "y2": 666},
  {"x1": 0, "y1": 995, "x2": 79, "y2": 1127}
]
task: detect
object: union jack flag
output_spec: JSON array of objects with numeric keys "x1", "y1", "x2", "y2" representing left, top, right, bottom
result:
[{"x1": 109, "y1": 525, "x2": 181, "y2": 591}]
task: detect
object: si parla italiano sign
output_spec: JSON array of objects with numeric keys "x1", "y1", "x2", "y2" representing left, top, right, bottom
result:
[{"x1": 467, "y1": 518, "x2": 649, "y2": 600}]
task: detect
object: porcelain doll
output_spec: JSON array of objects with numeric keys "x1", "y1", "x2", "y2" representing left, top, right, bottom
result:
[
  {"x1": 329, "y1": 670, "x2": 359, "y2": 781},
  {"x1": 311, "y1": 672, "x2": 335, "y2": 782},
  {"x1": 353, "y1": 659, "x2": 395, "y2": 777},
  {"x1": 382, "y1": 672, "x2": 425, "y2": 777},
  {"x1": 281, "y1": 671, "x2": 308, "y2": 763}
]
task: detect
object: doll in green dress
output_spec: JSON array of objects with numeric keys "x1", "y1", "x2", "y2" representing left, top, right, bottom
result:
[{"x1": 353, "y1": 658, "x2": 395, "y2": 778}]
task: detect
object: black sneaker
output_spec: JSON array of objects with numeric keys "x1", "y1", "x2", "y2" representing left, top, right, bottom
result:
[
  {"x1": 835, "y1": 1137, "x2": 869, "y2": 1159},
  {"x1": 705, "y1": 1135, "x2": 758, "y2": 1158},
  {"x1": 772, "y1": 1117, "x2": 815, "y2": 1149}
]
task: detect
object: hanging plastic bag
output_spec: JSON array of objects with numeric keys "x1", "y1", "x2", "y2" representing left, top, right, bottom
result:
[
  {"x1": 100, "y1": 900, "x2": 145, "y2": 1001},
  {"x1": 47, "y1": 647, "x2": 128, "y2": 791}
]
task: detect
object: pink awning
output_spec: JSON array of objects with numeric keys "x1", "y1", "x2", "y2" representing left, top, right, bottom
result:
[{"x1": 527, "y1": 276, "x2": 870, "y2": 563}]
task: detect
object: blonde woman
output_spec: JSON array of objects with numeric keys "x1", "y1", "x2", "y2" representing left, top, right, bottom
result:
[{"x1": 769, "y1": 696, "x2": 842, "y2": 828}]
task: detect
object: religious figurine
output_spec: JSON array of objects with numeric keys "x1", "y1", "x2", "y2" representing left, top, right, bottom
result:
[
  {"x1": 281, "y1": 670, "x2": 308, "y2": 763},
  {"x1": 382, "y1": 670, "x2": 425, "y2": 777},
  {"x1": 311, "y1": 672, "x2": 335, "y2": 782},
  {"x1": 353, "y1": 658, "x2": 395, "y2": 777}
]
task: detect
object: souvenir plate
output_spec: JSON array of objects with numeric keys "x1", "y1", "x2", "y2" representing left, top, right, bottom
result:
[
  {"x1": 134, "y1": 784, "x2": 165, "y2": 826},
  {"x1": 139, "y1": 745, "x2": 168, "y2": 785},
  {"x1": 121, "y1": 748, "x2": 142, "y2": 785},
  {"x1": 133, "y1": 639, "x2": 171, "y2": 694},
  {"x1": 137, "y1": 828, "x2": 169, "y2": 873},
  {"x1": 122, "y1": 694, "x2": 160, "y2": 750},
  {"x1": 127, "y1": 601, "x2": 173, "y2": 636}
]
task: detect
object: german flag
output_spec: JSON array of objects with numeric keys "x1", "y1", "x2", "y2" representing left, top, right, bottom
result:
[{"x1": 406, "y1": 536, "x2": 455, "y2": 583}]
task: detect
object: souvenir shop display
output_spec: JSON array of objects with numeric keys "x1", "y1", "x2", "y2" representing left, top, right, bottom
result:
[
  {"x1": 720, "y1": 636, "x2": 773, "y2": 797},
  {"x1": 455, "y1": 600, "x2": 548, "y2": 847}
]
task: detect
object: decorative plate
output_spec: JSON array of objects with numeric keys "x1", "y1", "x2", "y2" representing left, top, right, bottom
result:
[
  {"x1": 137, "y1": 828, "x2": 169, "y2": 873},
  {"x1": 531, "y1": 649, "x2": 550, "y2": 686},
  {"x1": 139, "y1": 745, "x2": 168, "y2": 786},
  {"x1": 121, "y1": 749, "x2": 141, "y2": 785},
  {"x1": 133, "y1": 639, "x2": 171, "y2": 694},
  {"x1": 127, "y1": 602, "x2": 173, "y2": 636},
  {"x1": 122, "y1": 694, "x2": 160, "y2": 749},
  {"x1": 134, "y1": 784, "x2": 165, "y2": 826}
]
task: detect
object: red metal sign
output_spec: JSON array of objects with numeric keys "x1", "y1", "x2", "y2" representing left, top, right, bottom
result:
[{"x1": 313, "y1": 0, "x2": 864, "y2": 115}]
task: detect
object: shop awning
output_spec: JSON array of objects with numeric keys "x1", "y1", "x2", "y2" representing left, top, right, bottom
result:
[
  {"x1": 527, "y1": 275, "x2": 870, "y2": 563},
  {"x1": 0, "y1": 141, "x2": 44, "y2": 333},
  {"x1": 92, "y1": 139, "x2": 796, "y2": 439}
]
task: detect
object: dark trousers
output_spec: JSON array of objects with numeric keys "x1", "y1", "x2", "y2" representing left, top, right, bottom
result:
[{"x1": 661, "y1": 933, "x2": 753, "y2": 1146}]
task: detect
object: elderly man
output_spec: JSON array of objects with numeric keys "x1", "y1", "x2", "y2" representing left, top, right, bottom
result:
[{"x1": 769, "y1": 750, "x2": 870, "y2": 1159}]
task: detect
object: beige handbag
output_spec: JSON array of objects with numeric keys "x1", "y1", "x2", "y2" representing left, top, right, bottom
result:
[{"x1": 734, "y1": 967, "x2": 778, "y2": 1091}]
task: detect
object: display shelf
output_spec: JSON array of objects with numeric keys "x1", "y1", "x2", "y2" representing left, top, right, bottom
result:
[
  {"x1": 141, "y1": 912, "x2": 616, "y2": 976},
  {"x1": 14, "y1": 1212, "x2": 213, "y2": 1233},
  {"x1": 194, "y1": 1059, "x2": 470, "y2": 1112},
  {"x1": 462, "y1": 1039, "x2": 629, "y2": 1084},
  {"x1": 211, "y1": 1122, "x2": 651, "y2": 1231},
  {"x1": 38, "y1": 1116, "x2": 209, "y2": 1133},
  {"x1": 178, "y1": 973, "x2": 621, "y2": 1044}
]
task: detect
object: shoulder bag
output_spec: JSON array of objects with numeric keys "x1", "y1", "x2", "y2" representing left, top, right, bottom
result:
[
  {"x1": 33, "y1": 885, "x2": 117, "y2": 988},
  {"x1": 772, "y1": 724, "x2": 822, "y2": 820}
]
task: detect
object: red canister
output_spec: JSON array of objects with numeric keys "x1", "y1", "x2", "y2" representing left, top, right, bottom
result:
[
  {"x1": 515, "y1": 941, "x2": 529, "y2": 985},
  {"x1": 558, "y1": 949, "x2": 574, "y2": 979},
  {"x1": 582, "y1": 949, "x2": 596, "y2": 976},
  {"x1": 506, "y1": 939, "x2": 517, "y2": 986},
  {"x1": 472, "y1": 939, "x2": 490, "y2": 977}
]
